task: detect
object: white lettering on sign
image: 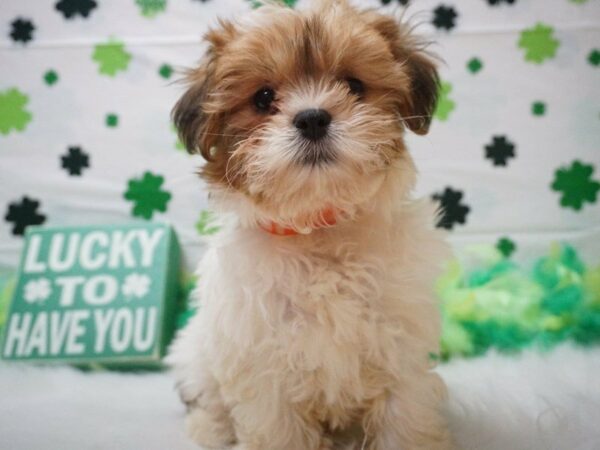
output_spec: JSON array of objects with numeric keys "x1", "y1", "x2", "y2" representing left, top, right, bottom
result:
[
  {"x1": 24, "y1": 235, "x2": 46, "y2": 273},
  {"x1": 133, "y1": 307, "x2": 157, "y2": 351},
  {"x1": 23, "y1": 313, "x2": 48, "y2": 356},
  {"x1": 80, "y1": 231, "x2": 109, "y2": 270},
  {"x1": 108, "y1": 231, "x2": 136, "y2": 268},
  {"x1": 3, "y1": 313, "x2": 32, "y2": 357},
  {"x1": 2, "y1": 307, "x2": 158, "y2": 358},
  {"x1": 22, "y1": 228, "x2": 166, "y2": 275},
  {"x1": 65, "y1": 310, "x2": 90, "y2": 355},
  {"x1": 93, "y1": 309, "x2": 114, "y2": 353},
  {"x1": 49, "y1": 233, "x2": 81, "y2": 272},
  {"x1": 56, "y1": 275, "x2": 119, "y2": 307},
  {"x1": 83, "y1": 275, "x2": 118, "y2": 306},
  {"x1": 138, "y1": 229, "x2": 164, "y2": 267},
  {"x1": 110, "y1": 308, "x2": 133, "y2": 353},
  {"x1": 56, "y1": 276, "x2": 86, "y2": 307},
  {"x1": 50, "y1": 311, "x2": 71, "y2": 355},
  {"x1": 97, "y1": 307, "x2": 157, "y2": 354}
]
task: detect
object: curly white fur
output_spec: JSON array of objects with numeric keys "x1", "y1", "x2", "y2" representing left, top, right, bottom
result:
[{"x1": 167, "y1": 162, "x2": 454, "y2": 450}]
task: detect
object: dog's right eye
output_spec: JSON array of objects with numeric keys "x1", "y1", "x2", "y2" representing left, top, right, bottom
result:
[{"x1": 253, "y1": 87, "x2": 276, "y2": 112}]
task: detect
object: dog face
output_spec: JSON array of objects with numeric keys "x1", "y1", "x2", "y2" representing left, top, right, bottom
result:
[{"x1": 173, "y1": 0, "x2": 438, "y2": 227}]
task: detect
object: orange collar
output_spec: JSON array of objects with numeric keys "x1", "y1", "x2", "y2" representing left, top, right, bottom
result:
[{"x1": 259, "y1": 208, "x2": 337, "y2": 236}]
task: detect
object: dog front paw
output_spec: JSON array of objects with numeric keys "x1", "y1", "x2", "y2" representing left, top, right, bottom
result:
[{"x1": 185, "y1": 407, "x2": 236, "y2": 449}]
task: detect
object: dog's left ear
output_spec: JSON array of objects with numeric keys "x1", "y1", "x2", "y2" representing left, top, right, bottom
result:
[{"x1": 363, "y1": 12, "x2": 440, "y2": 135}]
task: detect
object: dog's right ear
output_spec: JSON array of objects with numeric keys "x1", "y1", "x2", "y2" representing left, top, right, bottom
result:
[{"x1": 171, "y1": 20, "x2": 236, "y2": 160}]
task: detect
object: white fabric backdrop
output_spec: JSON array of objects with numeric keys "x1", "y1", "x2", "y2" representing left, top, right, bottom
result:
[{"x1": 1, "y1": 0, "x2": 599, "y2": 270}]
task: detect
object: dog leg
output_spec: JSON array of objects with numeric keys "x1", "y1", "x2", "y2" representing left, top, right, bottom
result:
[
  {"x1": 231, "y1": 401, "x2": 327, "y2": 450},
  {"x1": 180, "y1": 368, "x2": 236, "y2": 448},
  {"x1": 167, "y1": 324, "x2": 236, "y2": 448},
  {"x1": 363, "y1": 373, "x2": 453, "y2": 450}
]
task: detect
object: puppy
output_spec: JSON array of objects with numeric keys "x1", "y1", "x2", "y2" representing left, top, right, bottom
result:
[{"x1": 167, "y1": 1, "x2": 453, "y2": 449}]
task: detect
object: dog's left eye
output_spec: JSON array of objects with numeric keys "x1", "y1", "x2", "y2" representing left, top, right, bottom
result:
[
  {"x1": 253, "y1": 87, "x2": 276, "y2": 112},
  {"x1": 346, "y1": 78, "x2": 365, "y2": 96}
]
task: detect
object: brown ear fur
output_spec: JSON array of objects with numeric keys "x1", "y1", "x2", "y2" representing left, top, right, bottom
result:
[
  {"x1": 363, "y1": 12, "x2": 439, "y2": 135},
  {"x1": 171, "y1": 21, "x2": 236, "y2": 159}
]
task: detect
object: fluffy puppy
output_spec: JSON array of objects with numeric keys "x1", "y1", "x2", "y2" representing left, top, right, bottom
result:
[{"x1": 167, "y1": 1, "x2": 453, "y2": 449}]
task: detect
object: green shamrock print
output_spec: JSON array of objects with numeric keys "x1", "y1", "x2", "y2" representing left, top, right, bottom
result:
[
  {"x1": 44, "y1": 70, "x2": 59, "y2": 86},
  {"x1": 106, "y1": 113, "x2": 119, "y2": 127},
  {"x1": 434, "y1": 81, "x2": 456, "y2": 121},
  {"x1": 551, "y1": 160, "x2": 600, "y2": 211},
  {"x1": 467, "y1": 57, "x2": 483, "y2": 74},
  {"x1": 159, "y1": 63, "x2": 173, "y2": 79},
  {"x1": 532, "y1": 101, "x2": 546, "y2": 116},
  {"x1": 518, "y1": 23, "x2": 560, "y2": 64},
  {"x1": 496, "y1": 237, "x2": 516, "y2": 258},
  {"x1": 588, "y1": 49, "x2": 600, "y2": 67},
  {"x1": 124, "y1": 171, "x2": 172, "y2": 219},
  {"x1": 196, "y1": 210, "x2": 220, "y2": 236},
  {"x1": 0, "y1": 88, "x2": 33, "y2": 135},
  {"x1": 92, "y1": 39, "x2": 132, "y2": 77},
  {"x1": 136, "y1": 0, "x2": 167, "y2": 18}
]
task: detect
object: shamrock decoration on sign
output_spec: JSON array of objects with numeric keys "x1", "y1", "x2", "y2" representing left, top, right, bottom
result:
[
  {"x1": 0, "y1": 88, "x2": 33, "y2": 135},
  {"x1": 5, "y1": 196, "x2": 47, "y2": 236},
  {"x1": 61, "y1": 146, "x2": 90, "y2": 176},
  {"x1": 92, "y1": 39, "x2": 132, "y2": 77},
  {"x1": 485, "y1": 136, "x2": 516, "y2": 166},
  {"x1": 23, "y1": 278, "x2": 52, "y2": 304},
  {"x1": 124, "y1": 172, "x2": 172, "y2": 219},
  {"x1": 122, "y1": 273, "x2": 152, "y2": 299},
  {"x1": 432, "y1": 187, "x2": 470, "y2": 230},
  {"x1": 55, "y1": 0, "x2": 98, "y2": 19},
  {"x1": 551, "y1": 161, "x2": 600, "y2": 211},
  {"x1": 518, "y1": 23, "x2": 560, "y2": 64},
  {"x1": 9, "y1": 18, "x2": 35, "y2": 44}
]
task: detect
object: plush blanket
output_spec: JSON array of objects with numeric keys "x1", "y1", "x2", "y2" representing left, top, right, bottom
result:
[{"x1": 2, "y1": 344, "x2": 599, "y2": 450}]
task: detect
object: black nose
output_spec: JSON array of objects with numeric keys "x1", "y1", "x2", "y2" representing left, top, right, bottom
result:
[{"x1": 293, "y1": 109, "x2": 332, "y2": 141}]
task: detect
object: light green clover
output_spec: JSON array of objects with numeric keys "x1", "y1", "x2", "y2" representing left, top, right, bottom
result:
[
  {"x1": 0, "y1": 88, "x2": 32, "y2": 135},
  {"x1": 92, "y1": 39, "x2": 132, "y2": 77},
  {"x1": 196, "y1": 210, "x2": 220, "y2": 236},
  {"x1": 518, "y1": 23, "x2": 560, "y2": 64},
  {"x1": 434, "y1": 81, "x2": 455, "y2": 122},
  {"x1": 135, "y1": 0, "x2": 167, "y2": 18}
]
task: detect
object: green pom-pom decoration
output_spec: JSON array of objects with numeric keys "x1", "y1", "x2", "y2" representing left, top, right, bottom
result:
[{"x1": 438, "y1": 243, "x2": 600, "y2": 360}]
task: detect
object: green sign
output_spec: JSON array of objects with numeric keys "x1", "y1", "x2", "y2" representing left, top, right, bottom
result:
[{"x1": 1, "y1": 223, "x2": 180, "y2": 366}]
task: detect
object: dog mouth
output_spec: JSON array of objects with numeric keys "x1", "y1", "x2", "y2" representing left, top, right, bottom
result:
[{"x1": 294, "y1": 140, "x2": 338, "y2": 167}]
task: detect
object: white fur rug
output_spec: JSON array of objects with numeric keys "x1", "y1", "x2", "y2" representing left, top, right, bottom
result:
[{"x1": 1, "y1": 345, "x2": 599, "y2": 450}]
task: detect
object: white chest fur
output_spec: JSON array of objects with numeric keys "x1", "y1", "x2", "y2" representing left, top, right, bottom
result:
[{"x1": 192, "y1": 200, "x2": 448, "y2": 425}]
